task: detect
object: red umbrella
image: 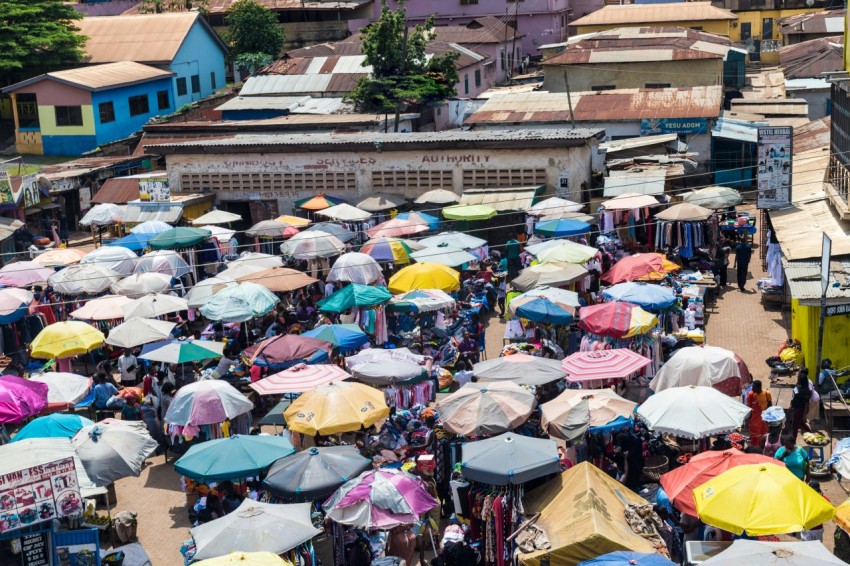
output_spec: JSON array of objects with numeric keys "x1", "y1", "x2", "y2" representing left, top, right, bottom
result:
[
  {"x1": 561, "y1": 349, "x2": 651, "y2": 383},
  {"x1": 660, "y1": 448, "x2": 784, "y2": 516},
  {"x1": 366, "y1": 218, "x2": 429, "y2": 239},
  {"x1": 249, "y1": 364, "x2": 350, "y2": 395},
  {"x1": 578, "y1": 302, "x2": 658, "y2": 338},
  {"x1": 243, "y1": 335, "x2": 333, "y2": 368},
  {"x1": 601, "y1": 253, "x2": 680, "y2": 284}
]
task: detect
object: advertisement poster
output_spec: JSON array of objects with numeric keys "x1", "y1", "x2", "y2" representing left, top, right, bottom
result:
[
  {"x1": 20, "y1": 531, "x2": 51, "y2": 566},
  {"x1": 757, "y1": 126, "x2": 793, "y2": 209},
  {"x1": 0, "y1": 171, "x2": 14, "y2": 205},
  {"x1": 21, "y1": 175, "x2": 39, "y2": 208},
  {"x1": 0, "y1": 458, "x2": 82, "y2": 534},
  {"x1": 139, "y1": 177, "x2": 169, "y2": 202}
]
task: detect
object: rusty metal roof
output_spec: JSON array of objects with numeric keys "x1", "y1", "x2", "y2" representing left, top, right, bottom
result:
[
  {"x1": 779, "y1": 9, "x2": 845, "y2": 36},
  {"x1": 793, "y1": 116, "x2": 831, "y2": 154},
  {"x1": 91, "y1": 178, "x2": 141, "y2": 205},
  {"x1": 460, "y1": 186, "x2": 543, "y2": 211},
  {"x1": 780, "y1": 36, "x2": 843, "y2": 79},
  {"x1": 3, "y1": 62, "x2": 173, "y2": 94},
  {"x1": 729, "y1": 98, "x2": 808, "y2": 117},
  {"x1": 38, "y1": 155, "x2": 155, "y2": 180},
  {"x1": 571, "y1": 2, "x2": 737, "y2": 27},
  {"x1": 205, "y1": 0, "x2": 369, "y2": 13},
  {"x1": 433, "y1": 17, "x2": 525, "y2": 44}
]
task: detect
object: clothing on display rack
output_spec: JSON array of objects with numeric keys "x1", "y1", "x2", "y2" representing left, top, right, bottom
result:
[{"x1": 381, "y1": 381, "x2": 434, "y2": 409}]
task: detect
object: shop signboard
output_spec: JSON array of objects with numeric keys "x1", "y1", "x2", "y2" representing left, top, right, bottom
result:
[
  {"x1": 0, "y1": 171, "x2": 14, "y2": 205},
  {"x1": 0, "y1": 458, "x2": 82, "y2": 534},
  {"x1": 20, "y1": 531, "x2": 51, "y2": 566},
  {"x1": 21, "y1": 175, "x2": 38, "y2": 208},
  {"x1": 139, "y1": 177, "x2": 170, "y2": 202},
  {"x1": 756, "y1": 126, "x2": 793, "y2": 209},
  {"x1": 640, "y1": 118, "x2": 707, "y2": 135}
]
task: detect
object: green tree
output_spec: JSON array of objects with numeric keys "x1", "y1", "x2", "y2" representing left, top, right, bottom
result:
[
  {"x1": 0, "y1": 0, "x2": 86, "y2": 85},
  {"x1": 137, "y1": 0, "x2": 210, "y2": 14},
  {"x1": 348, "y1": 0, "x2": 458, "y2": 130},
  {"x1": 224, "y1": 0, "x2": 285, "y2": 59}
]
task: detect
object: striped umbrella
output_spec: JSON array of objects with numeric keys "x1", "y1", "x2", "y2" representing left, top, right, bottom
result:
[
  {"x1": 578, "y1": 302, "x2": 658, "y2": 339},
  {"x1": 366, "y1": 218, "x2": 429, "y2": 239},
  {"x1": 561, "y1": 349, "x2": 651, "y2": 383},
  {"x1": 250, "y1": 364, "x2": 351, "y2": 395},
  {"x1": 295, "y1": 194, "x2": 345, "y2": 211},
  {"x1": 361, "y1": 237, "x2": 419, "y2": 264},
  {"x1": 0, "y1": 288, "x2": 33, "y2": 324},
  {"x1": 437, "y1": 382, "x2": 536, "y2": 437}
]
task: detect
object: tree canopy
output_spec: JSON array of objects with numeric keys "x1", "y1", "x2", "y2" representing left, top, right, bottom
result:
[
  {"x1": 225, "y1": 0, "x2": 285, "y2": 59},
  {"x1": 0, "y1": 0, "x2": 86, "y2": 85}
]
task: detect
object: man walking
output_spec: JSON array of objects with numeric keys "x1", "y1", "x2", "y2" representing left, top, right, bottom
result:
[
  {"x1": 733, "y1": 237, "x2": 752, "y2": 292},
  {"x1": 505, "y1": 233, "x2": 521, "y2": 280}
]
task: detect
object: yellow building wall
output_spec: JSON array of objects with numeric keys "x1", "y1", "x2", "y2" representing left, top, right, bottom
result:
[
  {"x1": 791, "y1": 299, "x2": 850, "y2": 374},
  {"x1": 576, "y1": 20, "x2": 733, "y2": 37},
  {"x1": 36, "y1": 105, "x2": 96, "y2": 137},
  {"x1": 731, "y1": 8, "x2": 825, "y2": 64}
]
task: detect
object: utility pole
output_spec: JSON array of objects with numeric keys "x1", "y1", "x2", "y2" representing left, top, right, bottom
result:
[
  {"x1": 563, "y1": 71, "x2": 575, "y2": 129},
  {"x1": 816, "y1": 233, "x2": 832, "y2": 375}
]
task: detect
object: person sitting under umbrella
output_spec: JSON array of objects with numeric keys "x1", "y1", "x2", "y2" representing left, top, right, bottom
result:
[{"x1": 456, "y1": 331, "x2": 479, "y2": 371}]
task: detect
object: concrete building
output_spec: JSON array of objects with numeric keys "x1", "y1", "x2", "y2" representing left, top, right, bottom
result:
[
  {"x1": 570, "y1": 3, "x2": 738, "y2": 37},
  {"x1": 431, "y1": 18, "x2": 526, "y2": 83},
  {"x1": 146, "y1": 129, "x2": 604, "y2": 221},
  {"x1": 778, "y1": 9, "x2": 845, "y2": 45}
]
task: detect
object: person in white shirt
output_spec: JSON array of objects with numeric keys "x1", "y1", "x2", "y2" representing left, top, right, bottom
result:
[
  {"x1": 117, "y1": 349, "x2": 138, "y2": 385},
  {"x1": 324, "y1": 281, "x2": 335, "y2": 298}
]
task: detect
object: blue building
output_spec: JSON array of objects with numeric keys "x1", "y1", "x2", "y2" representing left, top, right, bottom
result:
[
  {"x1": 76, "y1": 12, "x2": 228, "y2": 109},
  {"x1": 3, "y1": 62, "x2": 175, "y2": 155}
]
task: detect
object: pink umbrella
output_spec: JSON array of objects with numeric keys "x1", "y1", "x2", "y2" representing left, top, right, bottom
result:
[
  {"x1": 366, "y1": 218, "x2": 429, "y2": 239},
  {"x1": 0, "y1": 375, "x2": 48, "y2": 423},
  {"x1": 250, "y1": 364, "x2": 350, "y2": 395},
  {"x1": 0, "y1": 261, "x2": 55, "y2": 287},
  {"x1": 164, "y1": 380, "x2": 253, "y2": 427},
  {"x1": 323, "y1": 468, "x2": 438, "y2": 529},
  {"x1": 562, "y1": 348, "x2": 651, "y2": 383}
]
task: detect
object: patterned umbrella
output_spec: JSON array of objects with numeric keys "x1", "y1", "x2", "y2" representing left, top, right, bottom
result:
[
  {"x1": 49, "y1": 264, "x2": 121, "y2": 296},
  {"x1": 578, "y1": 302, "x2": 658, "y2": 339},
  {"x1": 280, "y1": 231, "x2": 345, "y2": 259},
  {"x1": 295, "y1": 193, "x2": 345, "y2": 210},
  {"x1": 512, "y1": 297, "x2": 574, "y2": 325},
  {"x1": 388, "y1": 289, "x2": 455, "y2": 313},
  {"x1": 246, "y1": 220, "x2": 299, "y2": 239},
  {"x1": 541, "y1": 388, "x2": 637, "y2": 442},
  {"x1": 327, "y1": 252, "x2": 383, "y2": 285},
  {"x1": 250, "y1": 364, "x2": 351, "y2": 395},
  {"x1": 361, "y1": 237, "x2": 419, "y2": 264},
  {"x1": 0, "y1": 261, "x2": 55, "y2": 287},
  {"x1": 366, "y1": 218, "x2": 429, "y2": 239},
  {"x1": 561, "y1": 349, "x2": 651, "y2": 383},
  {"x1": 140, "y1": 339, "x2": 224, "y2": 364},
  {"x1": 323, "y1": 468, "x2": 438, "y2": 529},
  {"x1": 437, "y1": 382, "x2": 536, "y2": 436},
  {"x1": 164, "y1": 380, "x2": 253, "y2": 426},
  {"x1": 0, "y1": 288, "x2": 33, "y2": 324},
  {"x1": 601, "y1": 253, "x2": 680, "y2": 284}
]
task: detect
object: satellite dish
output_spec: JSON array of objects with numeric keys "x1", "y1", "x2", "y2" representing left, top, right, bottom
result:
[
  {"x1": 806, "y1": 0, "x2": 815, "y2": 6},
  {"x1": 747, "y1": 44, "x2": 757, "y2": 53}
]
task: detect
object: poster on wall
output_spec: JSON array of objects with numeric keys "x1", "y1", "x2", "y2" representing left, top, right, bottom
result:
[
  {"x1": 0, "y1": 171, "x2": 14, "y2": 205},
  {"x1": 0, "y1": 458, "x2": 82, "y2": 534},
  {"x1": 78, "y1": 187, "x2": 91, "y2": 212},
  {"x1": 139, "y1": 177, "x2": 169, "y2": 202},
  {"x1": 19, "y1": 531, "x2": 51, "y2": 566},
  {"x1": 52, "y1": 529, "x2": 98, "y2": 566},
  {"x1": 756, "y1": 126, "x2": 793, "y2": 209},
  {"x1": 21, "y1": 175, "x2": 39, "y2": 208}
]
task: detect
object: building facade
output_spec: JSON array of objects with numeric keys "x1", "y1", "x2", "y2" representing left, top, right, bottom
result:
[{"x1": 571, "y1": 3, "x2": 738, "y2": 38}]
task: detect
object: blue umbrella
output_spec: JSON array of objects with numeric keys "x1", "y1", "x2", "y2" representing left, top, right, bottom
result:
[
  {"x1": 108, "y1": 233, "x2": 152, "y2": 252},
  {"x1": 175, "y1": 434, "x2": 296, "y2": 482},
  {"x1": 514, "y1": 298, "x2": 574, "y2": 325},
  {"x1": 579, "y1": 551, "x2": 675, "y2": 566},
  {"x1": 397, "y1": 211, "x2": 440, "y2": 230},
  {"x1": 306, "y1": 222, "x2": 356, "y2": 243},
  {"x1": 11, "y1": 414, "x2": 94, "y2": 442},
  {"x1": 534, "y1": 219, "x2": 591, "y2": 237},
  {"x1": 602, "y1": 282, "x2": 677, "y2": 311},
  {"x1": 303, "y1": 324, "x2": 369, "y2": 351}
]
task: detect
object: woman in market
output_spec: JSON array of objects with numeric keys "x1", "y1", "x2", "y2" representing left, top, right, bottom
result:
[
  {"x1": 614, "y1": 431, "x2": 645, "y2": 491},
  {"x1": 745, "y1": 380, "x2": 771, "y2": 448},
  {"x1": 790, "y1": 370, "x2": 813, "y2": 439},
  {"x1": 774, "y1": 435, "x2": 809, "y2": 481}
]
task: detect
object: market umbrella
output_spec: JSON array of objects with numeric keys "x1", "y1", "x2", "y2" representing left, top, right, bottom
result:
[
  {"x1": 229, "y1": 253, "x2": 284, "y2": 270},
  {"x1": 280, "y1": 231, "x2": 345, "y2": 259},
  {"x1": 264, "y1": 445, "x2": 371, "y2": 501},
  {"x1": 345, "y1": 351, "x2": 424, "y2": 385},
  {"x1": 0, "y1": 375, "x2": 48, "y2": 423},
  {"x1": 250, "y1": 364, "x2": 350, "y2": 395},
  {"x1": 327, "y1": 252, "x2": 383, "y2": 284},
  {"x1": 31, "y1": 321, "x2": 105, "y2": 359},
  {"x1": 193, "y1": 552, "x2": 292, "y2": 566},
  {"x1": 247, "y1": 220, "x2": 298, "y2": 239},
  {"x1": 578, "y1": 302, "x2": 658, "y2": 339},
  {"x1": 0, "y1": 288, "x2": 32, "y2": 324},
  {"x1": 302, "y1": 324, "x2": 369, "y2": 350},
  {"x1": 134, "y1": 250, "x2": 191, "y2": 278},
  {"x1": 600, "y1": 192, "x2": 661, "y2": 210},
  {"x1": 317, "y1": 283, "x2": 392, "y2": 313},
  {"x1": 355, "y1": 193, "x2": 405, "y2": 212},
  {"x1": 511, "y1": 286, "x2": 580, "y2": 308},
  {"x1": 419, "y1": 231, "x2": 487, "y2": 251},
  {"x1": 650, "y1": 346, "x2": 744, "y2": 396},
  {"x1": 191, "y1": 209, "x2": 242, "y2": 225},
  {"x1": 366, "y1": 218, "x2": 429, "y2": 239},
  {"x1": 72, "y1": 421, "x2": 158, "y2": 486},
  {"x1": 29, "y1": 372, "x2": 90, "y2": 408},
  {"x1": 323, "y1": 467, "x2": 438, "y2": 529},
  {"x1": 295, "y1": 193, "x2": 345, "y2": 210},
  {"x1": 601, "y1": 253, "x2": 680, "y2": 284},
  {"x1": 655, "y1": 202, "x2": 713, "y2": 222},
  {"x1": 285, "y1": 381, "x2": 389, "y2": 435},
  {"x1": 541, "y1": 388, "x2": 637, "y2": 442},
  {"x1": 275, "y1": 215, "x2": 311, "y2": 227},
  {"x1": 79, "y1": 203, "x2": 125, "y2": 227},
  {"x1": 200, "y1": 282, "x2": 280, "y2": 322},
  {"x1": 361, "y1": 237, "x2": 419, "y2": 264},
  {"x1": 693, "y1": 464, "x2": 835, "y2": 535},
  {"x1": 80, "y1": 245, "x2": 137, "y2": 276},
  {"x1": 0, "y1": 261, "x2": 54, "y2": 287},
  {"x1": 190, "y1": 500, "x2": 321, "y2": 561},
  {"x1": 461, "y1": 432, "x2": 560, "y2": 485},
  {"x1": 33, "y1": 248, "x2": 86, "y2": 267},
  {"x1": 105, "y1": 318, "x2": 176, "y2": 348},
  {"x1": 701, "y1": 540, "x2": 845, "y2": 566},
  {"x1": 602, "y1": 282, "x2": 677, "y2": 311},
  {"x1": 511, "y1": 262, "x2": 588, "y2": 292},
  {"x1": 202, "y1": 225, "x2": 236, "y2": 243},
  {"x1": 561, "y1": 349, "x2": 652, "y2": 383},
  {"x1": 243, "y1": 335, "x2": 332, "y2": 369},
  {"x1": 305, "y1": 222, "x2": 356, "y2": 243},
  {"x1": 164, "y1": 380, "x2": 253, "y2": 426},
  {"x1": 636, "y1": 385, "x2": 751, "y2": 439},
  {"x1": 122, "y1": 292, "x2": 188, "y2": 319},
  {"x1": 11, "y1": 414, "x2": 94, "y2": 442},
  {"x1": 48, "y1": 264, "x2": 121, "y2": 295},
  {"x1": 148, "y1": 227, "x2": 211, "y2": 250},
  {"x1": 140, "y1": 339, "x2": 224, "y2": 364},
  {"x1": 185, "y1": 276, "x2": 238, "y2": 308},
  {"x1": 443, "y1": 204, "x2": 497, "y2": 221},
  {"x1": 175, "y1": 434, "x2": 295, "y2": 482},
  {"x1": 530, "y1": 240, "x2": 598, "y2": 264},
  {"x1": 527, "y1": 197, "x2": 583, "y2": 217},
  {"x1": 388, "y1": 262, "x2": 460, "y2": 294},
  {"x1": 474, "y1": 354, "x2": 566, "y2": 385},
  {"x1": 388, "y1": 289, "x2": 455, "y2": 313},
  {"x1": 437, "y1": 382, "x2": 536, "y2": 436},
  {"x1": 130, "y1": 220, "x2": 171, "y2": 234},
  {"x1": 414, "y1": 189, "x2": 461, "y2": 204},
  {"x1": 317, "y1": 203, "x2": 372, "y2": 222},
  {"x1": 235, "y1": 267, "x2": 318, "y2": 293},
  {"x1": 108, "y1": 233, "x2": 153, "y2": 252},
  {"x1": 397, "y1": 211, "x2": 440, "y2": 231},
  {"x1": 660, "y1": 448, "x2": 784, "y2": 517},
  {"x1": 110, "y1": 272, "x2": 172, "y2": 297},
  {"x1": 683, "y1": 186, "x2": 743, "y2": 210},
  {"x1": 410, "y1": 244, "x2": 476, "y2": 267},
  {"x1": 579, "y1": 552, "x2": 676, "y2": 566},
  {"x1": 512, "y1": 297, "x2": 574, "y2": 324},
  {"x1": 534, "y1": 218, "x2": 591, "y2": 237},
  {"x1": 71, "y1": 294, "x2": 133, "y2": 321}
]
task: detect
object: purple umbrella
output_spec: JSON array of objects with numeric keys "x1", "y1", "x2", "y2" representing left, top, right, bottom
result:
[
  {"x1": 323, "y1": 468, "x2": 438, "y2": 529},
  {"x1": 164, "y1": 380, "x2": 253, "y2": 427},
  {"x1": 0, "y1": 375, "x2": 48, "y2": 423}
]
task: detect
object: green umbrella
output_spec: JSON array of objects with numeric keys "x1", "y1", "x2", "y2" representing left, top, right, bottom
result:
[
  {"x1": 148, "y1": 227, "x2": 211, "y2": 250},
  {"x1": 318, "y1": 284, "x2": 392, "y2": 313},
  {"x1": 442, "y1": 204, "x2": 497, "y2": 221}
]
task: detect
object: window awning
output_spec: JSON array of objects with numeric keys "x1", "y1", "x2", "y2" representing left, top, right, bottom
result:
[
  {"x1": 124, "y1": 201, "x2": 184, "y2": 224},
  {"x1": 460, "y1": 186, "x2": 543, "y2": 211}
]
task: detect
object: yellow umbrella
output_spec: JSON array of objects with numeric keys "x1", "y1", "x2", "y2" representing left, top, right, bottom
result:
[
  {"x1": 30, "y1": 321, "x2": 105, "y2": 359},
  {"x1": 835, "y1": 498, "x2": 850, "y2": 531},
  {"x1": 693, "y1": 464, "x2": 835, "y2": 535},
  {"x1": 388, "y1": 262, "x2": 460, "y2": 294},
  {"x1": 193, "y1": 552, "x2": 293, "y2": 566},
  {"x1": 284, "y1": 381, "x2": 389, "y2": 435},
  {"x1": 275, "y1": 215, "x2": 311, "y2": 227}
]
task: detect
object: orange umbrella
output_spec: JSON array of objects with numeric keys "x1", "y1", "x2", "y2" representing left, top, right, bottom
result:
[{"x1": 601, "y1": 253, "x2": 679, "y2": 284}]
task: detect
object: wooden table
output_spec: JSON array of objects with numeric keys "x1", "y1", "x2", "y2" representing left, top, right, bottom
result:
[{"x1": 823, "y1": 399, "x2": 850, "y2": 432}]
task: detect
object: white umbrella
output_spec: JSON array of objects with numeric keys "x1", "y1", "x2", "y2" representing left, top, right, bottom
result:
[
  {"x1": 80, "y1": 246, "x2": 137, "y2": 276},
  {"x1": 105, "y1": 318, "x2": 176, "y2": 348},
  {"x1": 527, "y1": 197, "x2": 583, "y2": 216},
  {"x1": 513, "y1": 285, "x2": 580, "y2": 307},
  {"x1": 217, "y1": 263, "x2": 267, "y2": 281},
  {"x1": 30, "y1": 372, "x2": 90, "y2": 406},
  {"x1": 414, "y1": 189, "x2": 461, "y2": 204},
  {"x1": 228, "y1": 253, "x2": 283, "y2": 270},
  {"x1": 327, "y1": 252, "x2": 383, "y2": 285},
  {"x1": 70, "y1": 295, "x2": 134, "y2": 321},
  {"x1": 130, "y1": 220, "x2": 171, "y2": 235},
  {"x1": 110, "y1": 272, "x2": 172, "y2": 297},
  {"x1": 48, "y1": 264, "x2": 121, "y2": 295},
  {"x1": 201, "y1": 225, "x2": 236, "y2": 242},
  {"x1": 419, "y1": 231, "x2": 486, "y2": 251},
  {"x1": 122, "y1": 293, "x2": 188, "y2": 319},
  {"x1": 650, "y1": 346, "x2": 742, "y2": 394},
  {"x1": 636, "y1": 385, "x2": 751, "y2": 439},
  {"x1": 185, "y1": 276, "x2": 238, "y2": 308},
  {"x1": 79, "y1": 203, "x2": 125, "y2": 226},
  {"x1": 410, "y1": 244, "x2": 476, "y2": 267},
  {"x1": 355, "y1": 193, "x2": 405, "y2": 212},
  {"x1": 317, "y1": 203, "x2": 372, "y2": 222},
  {"x1": 190, "y1": 500, "x2": 321, "y2": 560},
  {"x1": 702, "y1": 540, "x2": 845, "y2": 566},
  {"x1": 280, "y1": 231, "x2": 345, "y2": 259},
  {"x1": 72, "y1": 422, "x2": 158, "y2": 486},
  {"x1": 134, "y1": 250, "x2": 191, "y2": 278},
  {"x1": 191, "y1": 209, "x2": 242, "y2": 225}
]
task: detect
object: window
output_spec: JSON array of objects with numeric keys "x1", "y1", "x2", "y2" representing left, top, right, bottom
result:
[
  {"x1": 191, "y1": 74, "x2": 200, "y2": 94},
  {"x1": 591, "y1": 85, "x2": 616, "y2": 91},
  {"x1": 475, "y1": 69, "x2": 481, "y2": 88},
  {"x1": 762, "y1": 18, "x2": 774, "y2": 40},
  {"x1": 690, "y1": 26, "x2": 703, "y2": 31},
  {"x1": 645, "y1": 83, "x2": 671, "y2": 89},
  {"x1": 98, "y1": 101, "x2": 115, "y2": 123},
  {"x1": 15, "y1": 93, "x2": 39, "y2": 129},
  {"x1": 54, "y1": 106, "x2": 83, "y2": 127},
  {"x1": 157, "y1": 90, "x2": 169, "y2": 111},
  {"x1": 176, "y1": 77, "x2": 188, "y2": 97},
  {"x1": 740, "y1": 22, "x2": 752, "y2": 41},
  {"x1": 460, "y1": 0, "x2": 478, "y2": 4},
  {"x1": 128, "y1": 94, "x2": 149, "y2": 117},
  {"x1": 464, "y1": 74, "x2": 469, "y2": 95},
  {"x1": 210, "y1": 72, "x2": 217, "y2": 90}
]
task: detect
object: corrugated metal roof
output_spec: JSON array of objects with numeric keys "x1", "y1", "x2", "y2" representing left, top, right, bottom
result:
[
  {"x1": 460, "y1": 186, "x2": 543, "y2": 211},
  {"x1": 729, "y1": 99, "x2": 809, "y2": 117},
  {"x1": 124, "y1": 202, "x2": 184, "y2": 224},
  {"x1": 572, "y1": 2, "x2": 737, "y2": 26},
  {"x1": 201, "y1": 0, "x2": 369, "y2": 13},
  {"x1": 215, "y1": 96, "x2": 309, "y2": 112},
  {"x1": 603, "y1": 170, "x2": 667, "y2": 196},
  {"x1": 780, "y1": 36, "x2": 844, "y2": 79},
  {"x1": 793, "y1": 116, "x2": 831, "y2": 155},
  {"x1": 600, "y1": 134, "x2": 679, "y2": 153},
  {"x1": 785, "y1": 78, "x2": 831, "y2": 91},
  {"x1": 3, "y1": 62, "x2": 173, "y2": 94},
  {"x1": 91, "y1": 178, "x2": 140, "y2": 204},
  {"x1": 711, "y1": 115, "x2": 767, "y2": 143},
  {"x1": 779, "y1": 10, "x2": 846, "y2": 36},
  {"x1": 38, "y1": 155, "x2": 153, "y2": 180},
  {"x1": 433, "y1": 16, "x2": 525, "y2": 44},
  {"x1": 241, "y1": 75, "x2": 336, "y2": 95},
  {"x1": 784, "y1": 259, "x2": 850, "y2": 303}
]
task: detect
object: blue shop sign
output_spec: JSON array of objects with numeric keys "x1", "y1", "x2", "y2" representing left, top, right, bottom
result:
[{"x1": 641, "y1": 118, "x2": 707, "y2": 135}]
